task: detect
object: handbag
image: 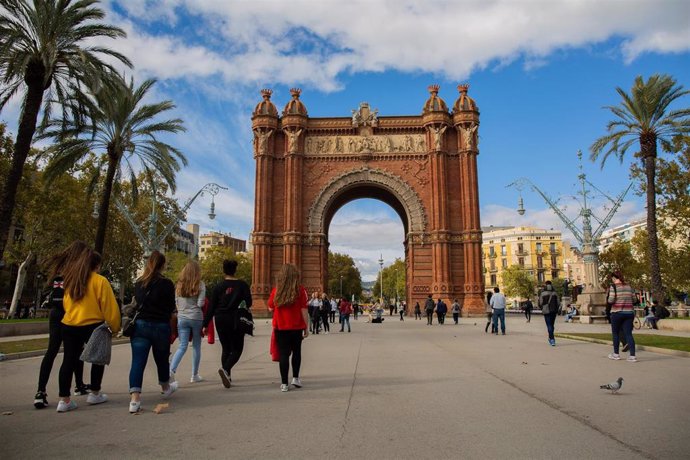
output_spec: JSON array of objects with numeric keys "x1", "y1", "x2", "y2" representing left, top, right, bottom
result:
[
  {"x1": 122, "y1": 285, "x2": 152, "y2": 338},
  {"x1": 80, "y1": 323, "x2": 113, "y2": 365}
]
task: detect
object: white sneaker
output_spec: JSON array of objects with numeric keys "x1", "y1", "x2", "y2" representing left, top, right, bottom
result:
[
  {"x1": 608, "y1": 353, "x2": 621, "y2": 360},
  {"x1": 56, "y1": 400, "x2": 77, "y2": 412},
  {"x1": 190, "y1": 374, "x2": 204, "y2": 383},
  {"x1": 86, "y1": 392, "x2": 108, "y2": 405},
  {"x1": 280, "y1": 384, "x2": 289, "y2": 392},
  {"x1": 129, "y1": 401, "x2": 141, "y2": 414},
  {"x1": 291, "y1": 377, "x2": 302, "y2": 388},
  {"x1": 162, "y1": 381, "x2": 178, "y2": 399},
  {"x1": 627, "y1": 356, "x2": 638, "y2": 362}
]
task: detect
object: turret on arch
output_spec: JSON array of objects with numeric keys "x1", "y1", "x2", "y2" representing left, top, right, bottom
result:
[{"x1": 250, "y1": 86, "x2": 485, "y2": 315}]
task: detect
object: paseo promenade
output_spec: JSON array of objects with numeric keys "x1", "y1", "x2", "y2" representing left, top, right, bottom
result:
[{"x1": 1, "y1": 316, "x2": 689, "y2": 460}]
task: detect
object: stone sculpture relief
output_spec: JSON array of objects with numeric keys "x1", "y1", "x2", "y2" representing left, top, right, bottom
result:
[
  {"x1": 255, "y1": 129, "x2": 274, "y2": 154},
  {"x1": 459, "y1": 124, "x2": 478, "y2": 150},
  {"x1": 305, "y1": 134, "x2": 426, "y2": 155},
  {"x1": 351, "y1": 102, "x2": 379, "y2": 127},
  {"x1": 431, "y1": 125, "x2": 447, "y2": 150},
  {"x1": 285, "y1": 128, "x2": 303, "y2": 154}
]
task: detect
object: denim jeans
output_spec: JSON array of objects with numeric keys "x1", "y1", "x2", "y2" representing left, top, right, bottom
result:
[
  {"x1": 611, "y1": 312, "x2": 635, "y2": 355},
  {"x1": 492, "y1": 309, "x2": 506, "y2": 333},
  {"x1": 544, "y1": 311, "x2": 557, "y2": 340},
  {"x1": 170, "y1": 317, "x2": 203, "y2": 376},
  {"x1": 129, "y1": 319, "x2": 171, "y2": 393},
  {"x1": 340, "y1": 314, "x2": 351, "y2": 332}
]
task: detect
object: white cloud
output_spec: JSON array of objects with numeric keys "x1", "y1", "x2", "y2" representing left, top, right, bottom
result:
[{"x1": 106, "y1": 0, "x2": 690, "y2": 91}]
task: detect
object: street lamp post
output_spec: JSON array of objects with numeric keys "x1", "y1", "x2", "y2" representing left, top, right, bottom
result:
[
  {"x1": 378, "y1": 254, "x2": 384, "y2": 304},
  {"x1": 340, "y1": 275, "x2": 343, "y2": 298},
  {"x1": 507, "y1": 151, "x2": 632, "y2": 316},
  {"x1": 110, "y1": 182, "x2": 228, "y2": 256}
]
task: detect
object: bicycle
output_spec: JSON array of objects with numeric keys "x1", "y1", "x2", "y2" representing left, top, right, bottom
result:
[{"x1": 633, "y1": 314, "x2": 642, "y2": 330}]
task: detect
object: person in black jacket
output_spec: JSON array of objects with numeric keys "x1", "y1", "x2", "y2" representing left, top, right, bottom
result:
[
  {"x1": 33, "y1": 249, "x2": 91, "y2": 409},
  {"x1": 128, "y1": 251, "x2": 177, "y2": 414},
  {"x1": 202, "y1": 259, "x2": 252, "y2": 388}
]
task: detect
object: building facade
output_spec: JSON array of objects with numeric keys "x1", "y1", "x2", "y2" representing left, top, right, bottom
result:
[
  {"x1": 172, "y1": 223, "x2": 200, "y2": 257},
  {"x1": 598, "y1": 218, "x2": 646, "y2": 252},
  {"x1": 482, "y1": 226, "x2": 565, "y2": 290},
  {"x1": 199, "y1": 231, "x2": 247, "y2": 260}
]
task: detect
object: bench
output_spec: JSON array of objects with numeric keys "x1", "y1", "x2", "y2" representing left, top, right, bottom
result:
[
  {"x1": 670, "y1": 308, "x2": 688, "y2": 318},
  {"x1": 575, "y1": 315, "x2": 608, "y2": 324}
]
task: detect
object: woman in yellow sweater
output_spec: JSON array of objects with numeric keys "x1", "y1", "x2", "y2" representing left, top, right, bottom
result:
[{"x1": 56, "y1": 241, "x2": 121, "y2": 413}]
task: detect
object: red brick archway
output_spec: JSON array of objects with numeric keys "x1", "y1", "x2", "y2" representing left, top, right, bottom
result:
[{"x1": 250, "y1": 85, "x2": 485, "y2": 315}]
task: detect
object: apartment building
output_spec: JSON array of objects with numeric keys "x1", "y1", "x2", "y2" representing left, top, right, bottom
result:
[{"x1": 198, "y1": 231, "x2": 247, "y2": 260}]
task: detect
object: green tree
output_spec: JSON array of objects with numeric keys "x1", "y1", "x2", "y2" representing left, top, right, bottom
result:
[
  {"x1": 372, "y1": 258, "x2": 405, "y2": 303},
  {"x1": 0, "y1": 0, "x2": 131, "y2": 262},
  {"x1": 163, "y1": 251, "x2": 191, "y2": 283},
  {"x1": 199, "y1": 246, "x2": 251, "y2": 295},
  {"x1": 590, "y1": 74, "x2": 690, "y2": 302},
  {"x1": 40, "y1": 75, "x2": 186, "y2": 256},
  {"x1": 598, "y1": 238, "x2": 647, "y2": 291},
  {"x1": 327, "y1": 252, "x2": 363, "y2": 300},
  {"x1": 501, "y1": 265, "x2": 536, "y2": 301}
]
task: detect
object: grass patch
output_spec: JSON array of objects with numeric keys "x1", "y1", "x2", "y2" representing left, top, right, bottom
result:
[
  {"x1": 0, "y1": 317, "x2": 49, "y2": 323},
  {"x1": 557, "y1": 333, "x2": 690, "y2": 353},
  {"x1": 0, "y1": 338, "x2": 50, "y2": 354}
]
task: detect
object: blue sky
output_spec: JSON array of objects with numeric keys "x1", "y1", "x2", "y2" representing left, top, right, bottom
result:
[{"x1": 2, "y1": 0, "x2": 689, "y2": 281}]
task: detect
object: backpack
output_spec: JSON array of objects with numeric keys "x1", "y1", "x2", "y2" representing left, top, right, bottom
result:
[{"x1": 542, "y1": 292, "x2": 559, "y2": 314}]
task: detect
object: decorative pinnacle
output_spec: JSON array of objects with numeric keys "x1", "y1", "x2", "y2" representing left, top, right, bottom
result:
[
  {"x1": 428, "y1": 84, "x2": 440, "y2": 95},
  {"x1": 290, "y1": 88, "x2": 302, "y2": 99},
  {"x1": 260, "y1": 89, "x2": 273, "y2": 100},
  {"x1": 457, "y1": 83, "x2": 469, "y2": 94}
]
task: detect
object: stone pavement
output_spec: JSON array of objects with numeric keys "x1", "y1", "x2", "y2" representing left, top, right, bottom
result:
[{"x1": 0, "y1": 316, "x2": 688, "y2": 460}]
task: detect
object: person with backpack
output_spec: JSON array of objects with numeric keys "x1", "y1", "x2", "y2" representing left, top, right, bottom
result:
[
  {"x1": 424, "y1": 294, "x2": 435, "y2": 325},
  {"x1": 539, "y1": 281, "x2": 560, "y2": 346},
  {"x1": 451, "y1": 299, "x2": 461, "y2": 325},
  {"x1": 202, "y1": 259, "x2": 252, "y2": 388}
]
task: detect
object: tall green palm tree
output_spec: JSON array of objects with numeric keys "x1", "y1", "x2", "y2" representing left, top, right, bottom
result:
[
  {"x1": 590, "y1": 74, "x2": 690, "y2": 302},
  {"x1": 0, "y1": 0, "x2": 130, "y2": 262},
  {"x1": 40, "y1": 75, "x2": 187, "y2": 256}
]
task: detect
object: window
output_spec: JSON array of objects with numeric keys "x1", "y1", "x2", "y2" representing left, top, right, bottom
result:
[
  {"x1": 551, "y1": 255, "x2": 558, "y2": 268},
  {"x1": 550, "y1": 242, "x2": 556, "y2": 253},
  {"x1": 502, "y1": 258, "x2": 507, "y2": 268},
  {"x1": 536, "y1": 242, "x2": 542, "y2": 253},
  {"x1": 490, "y1": 260, "x2": 496, "y2": 271},
  {"x1": 489, "y1": 246, "x2": 495, "y2": 257},
  {"x1": 537, "y1": 256, "x2": 543, "y2": 268},
  {"x1": 518, "y1": 257, "x2": 524, "y2": 267},
  {"x1": 501, "y1": 245, "x2": 506, "y2": 256},
  {"x1": 538, "y1": 272, "x2": 545, "y2": 283},
  {"x1": 552, "y1": 270, "x2": 559, "y2": 279},
  {"x1": 490, "y1": 275, "x2": 497, "y2": 285},
  {"x1": 517, "y1": 243, "x2": 524, "y2": 253}
]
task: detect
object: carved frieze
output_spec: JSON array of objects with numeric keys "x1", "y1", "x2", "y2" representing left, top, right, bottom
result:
[{"x1": 305, "y1": 133, "x2": 426, "y2": 155}]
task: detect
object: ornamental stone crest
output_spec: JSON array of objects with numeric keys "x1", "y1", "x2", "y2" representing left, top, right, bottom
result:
[{"x1": 351, "y1": 102, "x2": 379, "y2": 127}]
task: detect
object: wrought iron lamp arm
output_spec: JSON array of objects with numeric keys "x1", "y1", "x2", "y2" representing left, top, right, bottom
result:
[
  {"x1": 591, "y1": 182, "x2": 633, "y2": 241},
  {"x1": 113, "y1": 198, "x2": 151, "y2": 251}
]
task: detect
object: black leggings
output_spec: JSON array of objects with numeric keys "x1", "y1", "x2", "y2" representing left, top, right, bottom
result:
[
  {"x1": 426, "y1": 310, "x2": 434, "y2": 325},
  {"x1": 215, "y1": 314, "x2": 245, "y2": 376},
  {"x1": 59, "y1": 323, "x2": 103, "y2": 398},
  {"x1": 525, "y1": 309, "x2": 532, "y2": 322},
  {"x1": 37, "y1": 309, "x2": 84, "y2": 393},
  {"x1": 321, "y1": 314, "x2": 330, "y2": 332},
  {"x1": 275, "y1": 329, "x2": 303, "y2": 385}
]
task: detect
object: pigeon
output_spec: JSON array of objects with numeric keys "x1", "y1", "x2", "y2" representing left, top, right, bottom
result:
[{"x1": 600, "y1": 377, "x2": 624, "y2": 394}]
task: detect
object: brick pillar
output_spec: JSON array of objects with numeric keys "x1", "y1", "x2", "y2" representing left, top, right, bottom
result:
[
  {"x1": 282, "y1": 128, "x2": 304, "y2": 268},
  {"x1": 427, "y1": 124, "x2": 452, "y2": 299}
]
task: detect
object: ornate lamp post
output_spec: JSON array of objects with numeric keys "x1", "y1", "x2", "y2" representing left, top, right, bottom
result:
[
  {"x1": 508, "y1": 151, "x2": 632, "y2": 317},
  {"x1": 378, "y1": 254, "x2": 384, "y2": 303},
  {"x1": 103, "y1": 182, "x2": 228, "y2": 257}
]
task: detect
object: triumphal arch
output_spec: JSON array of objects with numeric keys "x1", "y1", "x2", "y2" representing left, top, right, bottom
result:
[{"x1": 250, "y1": 85, "x2": 485, "y2": 315}]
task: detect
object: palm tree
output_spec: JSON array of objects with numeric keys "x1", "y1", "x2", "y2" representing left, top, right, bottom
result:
[
  {"x1": 590, "y1": 74, "x2": 690, "y2": 302},
  {"x1": 40, "y1": 75, "x2": 187, "y2": 256},
  {"x1": 0, "y1": 0, "x2": 130, "y2": 262}
]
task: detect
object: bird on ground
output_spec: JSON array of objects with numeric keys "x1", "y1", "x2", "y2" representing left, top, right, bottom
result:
[{"x1": 600, "y1": 377, "x2": 624, "y2": 394}]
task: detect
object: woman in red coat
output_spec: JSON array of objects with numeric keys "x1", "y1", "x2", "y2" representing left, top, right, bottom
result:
[{"x1": 267, "y1": 264, "x2": 310, "y2": 392}]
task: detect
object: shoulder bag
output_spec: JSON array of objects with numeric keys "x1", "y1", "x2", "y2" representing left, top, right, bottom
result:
[{"x1": 122, "y1": 286, "x2": 152, "y2": 338}]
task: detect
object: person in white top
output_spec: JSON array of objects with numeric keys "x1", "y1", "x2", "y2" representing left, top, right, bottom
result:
[{"x1": 489, "y1": 287, "x2": 507, "y2": 335}]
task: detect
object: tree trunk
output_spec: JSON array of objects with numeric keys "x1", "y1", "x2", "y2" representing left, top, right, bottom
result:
[
  {"x1": 642, "y1": 136, "x2": 663, "y2": 303},
  {"x1": 0, "y1": 83, "x2": 45, "y2": 262},
  {"x1": 94, "y1": 155, "x2": 118, "y2": 256},
  {"x1": 9, "y1": 251, "x2": 35, "y2": 318}
]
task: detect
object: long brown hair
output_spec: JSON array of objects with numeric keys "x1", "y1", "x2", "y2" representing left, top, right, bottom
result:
[
  {"x1": 138, "y1": 251, "x2": 166, "y2": 287},
  {"x1": 61, "y1": 241, "x2": 95, "y2": 302},
  {"x1": 274, "y1": 264, "x2": 300, "y2": 307},
  {"x1": 176, "y1": 260, "x2": 201, "y2": 297}
]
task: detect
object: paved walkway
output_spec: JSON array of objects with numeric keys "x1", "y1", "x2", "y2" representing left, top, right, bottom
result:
[{"x1": 0, "y1": 316, "x2": 688, "y2": 459}]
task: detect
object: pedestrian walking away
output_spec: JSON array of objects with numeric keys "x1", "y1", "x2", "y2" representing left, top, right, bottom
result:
[
  {"x1": 523, "y1": 298, "x2": 533, "y2": 323},
  {"x1": 451, "y1": 299, "x2": 461, "y2": 325},
  {"x1": 399, "y1": 303, "x2": 405, "y2": 321},
  {"x1": 320, "y1": 293, "x2": 331, "y2": 334},
  {"x1": 436, "y1": 298, "x2": 447, "y2": 325},
  {"x1": 414, "y1": 301, "x2": 422, "y2": 320},
  {"x1": 129, "y1": 251, "x2": 178, "y2": 414},
  {"x1": 268, "y1": 264, "x2": 310, "y2": 392},
  {"x1": 424, "y1": 295, "x2": 435, "y2": 325},
  {"x1": 308, "y1": 293, "x2": 321, "y2": 334},
  {"x1": 170, "y1": 260, "x2": 206, "y2": 384},
  {"x1": 539, "y1": 281, "x2": 559, "y2": 346},
  {"x1": 489, "y1": 287, "x2": 506, "y2": 335},
  {"x1": 53, "y1": 241, "x2": 120, "y2": 413},
  {"x1": 33, "y1": 246, "x2": 95, "y2": 409},
  {"x1": 203, "y1": 259, "x2": 253, "y2": 388},
  {"x1": 606, "y1": 271, "x2": 637, "y2": 362}
]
